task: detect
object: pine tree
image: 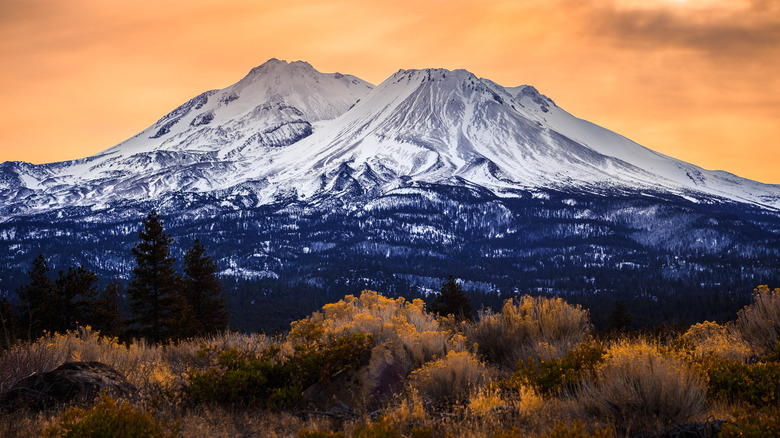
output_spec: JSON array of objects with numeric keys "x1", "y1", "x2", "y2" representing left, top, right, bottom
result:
[
  {"x1": 607, "y1": 300, "x2": 633, "y2": 332},
  {"x1": 16, "y1": 254, "x2": 57, "y2": 340},
  {"x1": 89, "y1": 280, "x2": 124, "y2": 338},
  {"x1": 429, "y1": 275, "x2": 473, "y2": 321},
  {"x1": 127, "y1": 211, "x2": 183, "y2": 342},
  {"x1": 180, "y1": 239, "x2": 228, "y2": 337},
  {"x1": 0, "y1": 298, "x2": 18, "y2": 350},
  {"x1": 54, "y1": 265, "x2": 100, "y2": 332}
]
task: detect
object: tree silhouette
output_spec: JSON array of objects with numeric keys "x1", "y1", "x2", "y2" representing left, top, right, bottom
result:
[
  {"x1": 54, "y1": 265, "x2": 100, "y2": 333},
  {"x1": 90, "y1": 281, "x2": 124, "y2": 338},
  {"x1": 607, "y1": 300, "x2": 633, "y2": 332},
  {"x1": 429, "y1": 275, "x2": 473, "y2": 321},
  {"x1": 179, "y1": 239, "x2": 229, "y2": 337},
  {"x1": 127, "y1": 211, "x2": 183, "y2": 342},
  {"x1": 16, "y1": 254, "x2": 57, "y2": 340}
]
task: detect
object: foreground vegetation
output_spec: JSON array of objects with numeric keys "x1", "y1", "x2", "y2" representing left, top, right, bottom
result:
[{"x1": 1, "y1": 286, "x2": 779, "y2": 437}]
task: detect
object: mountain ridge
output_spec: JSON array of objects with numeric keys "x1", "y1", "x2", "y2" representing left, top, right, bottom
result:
[
  {"x1": 2, "y1": 58, "x2": 778, "y2": 218},
  {"x1": 1, "y1": 59, "x2": 779, "y2": 304}
]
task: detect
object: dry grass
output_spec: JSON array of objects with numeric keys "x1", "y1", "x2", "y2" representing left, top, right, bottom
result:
[
  {"x1": 734, "y1": 285, "x2": 780, "y2": 357},
  {"x1": 576, "y1": 338, "x2": 707, "y2": 435},
  {"x1": 0, "y1": 326, "x2": 271, "y2": 399},
  {"x1": 465, "y1": 296, "x2": 592, "y2": 370}
]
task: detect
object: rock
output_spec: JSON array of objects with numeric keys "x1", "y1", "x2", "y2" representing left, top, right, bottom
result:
[
  {"x1": 303, "y1": 345, "x2": 405, "y2": 411},
  {"x1": 363, "y1": 345, "x2": 405, "y2": 404},
  {"x1": 0, "y1": 361, "x2": 136, "y2": 412}
]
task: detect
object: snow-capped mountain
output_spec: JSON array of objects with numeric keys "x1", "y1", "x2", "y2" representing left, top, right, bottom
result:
[
  {"x1": 244, "y1": 67, "x2": 780, "y2": 208},
  {"x1": 1, "y1": 59, "x2": 779, "y2": 217},
  {"x1": 2, "y1": 59, "x2": 780, "y2": 310},
  {"x1": 0, "y1": 59, "x2": 374, "y2": 214}
]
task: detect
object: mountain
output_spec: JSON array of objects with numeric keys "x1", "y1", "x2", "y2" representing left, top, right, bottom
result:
[
  {"x1": 2, "y1": 59, "x2": 779, "y2": 328},
  {"x1": 3, "y1": 60, "x2": 779, "y2": 216},
  {"x1": 0, "y1": 59, "x2": 373, "y2": 215}
]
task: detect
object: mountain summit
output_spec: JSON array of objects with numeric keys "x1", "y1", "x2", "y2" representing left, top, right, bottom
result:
[
  {"x1": 1, "y1": 59, "x2": 778, "y2": 216},
  {"x1": 1, "y1": 59, "x2": 779, "y2": 303}
]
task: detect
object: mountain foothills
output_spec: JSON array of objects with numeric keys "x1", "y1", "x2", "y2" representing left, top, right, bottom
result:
[{"x1": 1, "y1": 59, "x2": 779, "y2": 329}]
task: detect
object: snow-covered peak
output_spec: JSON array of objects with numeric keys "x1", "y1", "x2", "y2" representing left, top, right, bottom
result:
[
  {"x1": 95, "y1": 58, "x2": 374, "y2": 159},
  {"x1": 1, "y1": 60, "x2": 779, "y2": 217}
]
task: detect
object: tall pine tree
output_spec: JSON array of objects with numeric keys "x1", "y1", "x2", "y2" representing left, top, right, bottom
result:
[
  {"x1": 91, "y1": 281, "x2": 124, "y2": 338},
  {"x1": 127, "y1": 211, "x2": 183, "y2": 342},
  {"x1": 429, "y1": 275, "x2": 473, "y2": 321},
  {"x1": 54, "y1": 265, "x2": 100, "y2": 333},
  {"x1": 16, "y1": 254, "x2": 57, "y2": 340},
  {"x1": 180, "y1": 239, "x2": 228, "y2": 337}
]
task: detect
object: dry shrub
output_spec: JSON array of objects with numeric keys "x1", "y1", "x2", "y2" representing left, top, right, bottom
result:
[
  {"x1": 176, "y1": 406, "x2": 331, "y2": 438},
  {"x1": 465, "y1": 296, "x2": 591, "y2": 370},
  {"x1": 407, "y1": 351, "x2": 489, "y2": 405},
  {"x1": 681, "y1": 321, "x2": 752, "y2": 362},
  {"x1": 0, "y1": 410, "x2": 57, "y2": 438},
  {"x1": 43, "y1": 393, "x2": 179, "y2": 438},
  {"x1": 468, "y1": 382, "x2": 545, "y2": 419},
  {"x1": 735, "y1": 285, "x2": 780, "y2": 357},
  {"x1": 577, "y1": 339, "x2": 707, "y2": 435},
  {"x1": 0, "y1": 326, "x2": 271, "y2": 399},
  {"x1": 289, "y1": 290, "x2": 464, "y2": 373},
  {"x1": 464, "y1": 382, "x2": 583, "y2": 438}
]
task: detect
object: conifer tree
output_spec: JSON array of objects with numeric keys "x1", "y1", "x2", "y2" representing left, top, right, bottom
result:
[
  {"x1": 180, "y1": 239, "x2": 228, "y2": 337},
  {"x1": 54, "y1": 265, "x2": 100, "y2": 332},
  {"x1": 607, "y1": 300, "x2": 633, "y2": 332},
  {"x1": 429, "y1": 275, "x2": 473, "y2": 321},
  {"x1": 127, "y1": 211, "x2": 183, "y2": 342},
  {"x1": 0, "y1": 298, "x2": 18, "y2": 350},
  {"x1": 16, "y1": 254, "x2": 57, "y2": 340},
  {"x1": 93, "y1": 281, "x2": 124, "y2": 338}
]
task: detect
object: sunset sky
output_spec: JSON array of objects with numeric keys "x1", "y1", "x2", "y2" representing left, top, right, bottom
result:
[{"x1": 1, "y1": 0, "x2": 778, "y2": 183}]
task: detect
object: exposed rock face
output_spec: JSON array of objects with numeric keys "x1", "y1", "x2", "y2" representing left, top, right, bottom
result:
[{"x1": 0, "y1": 361, "x2": 136, "y2": 412}]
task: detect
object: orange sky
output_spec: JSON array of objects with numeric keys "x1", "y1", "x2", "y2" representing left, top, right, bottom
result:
[{"x1": 1, "y1": 0, "x2": 778, "y2": 183}]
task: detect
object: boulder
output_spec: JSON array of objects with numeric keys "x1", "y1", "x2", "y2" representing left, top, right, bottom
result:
[
  {"x1": 303, "y1": 345, "x2": 405, "y2": 412},
  {"x1": 0, "y1": 361, "x2": 136, "y2": 412}
]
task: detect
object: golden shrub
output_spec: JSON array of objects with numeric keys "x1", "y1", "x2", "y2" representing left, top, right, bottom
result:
[
  {"x1": 681, "y1": 321, "x2": 751, "y2": 362},
  {"x1": 288, "y1": 290, "x2": 463, "y2": 373},
  {"x1": 407, "y1": 350, "x2": 489, "y2": 405},
  {"x1": 735, "y1": 285, "x2": 780, "y2": 357},
  {"x1": 0, "y1": 326, "x2": 271, "y2": 399},
  {"x1": 576, "y1": 339, "x2": 707, "y2": 434},
  {"x1": 465, "y1": 296, "x2": 591, "y2": 370}
]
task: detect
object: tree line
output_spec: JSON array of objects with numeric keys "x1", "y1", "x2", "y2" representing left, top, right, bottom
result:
[{"x1": 0, "y1": 211, "x2": 227, "y2": 348}]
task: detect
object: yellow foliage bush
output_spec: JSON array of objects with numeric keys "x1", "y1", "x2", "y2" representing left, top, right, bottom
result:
[
  {"x1": 576, "y1": 339, "x2": 707, "y2": 434},
  {"x1": 735, "y1": 285, "x2": 780, "y2": 357},
  {"x1": 289, "y1": 290, "x2": 464, "y2": 373},
  {"x1": 465, "y1": 296, "x2": 591, "y2": 370},
  {"x1": 680, "y1": 321, "x2": 751, "y2": 362},
  {"x1": 44, "y1": 393, "x2": 179, "y2": 438},
  {"x1": 0, "y1": 326, "x2": 271, "y2": 399},
  {"x1": 407, "y1": 350, "x2": 489, "y2": 405}
]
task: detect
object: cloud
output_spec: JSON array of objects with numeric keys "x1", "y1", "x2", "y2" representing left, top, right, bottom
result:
[{"x1": 574, "y1": 0, "x2": 780, "y2": 61}]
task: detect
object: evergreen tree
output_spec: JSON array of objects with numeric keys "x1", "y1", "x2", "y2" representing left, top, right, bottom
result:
[
  {"x1": 127, "y1": 211, "x2": 183, "y2": 342},
  {"x1": 429, "y1": 275, "x2": 473, "y2": 321},
  {"x1": 607, "y1": 300, "x2": 633, "y2": 332},
  {"x1": 54, "y1": 265, "x2": 100, "y2": 332},
  {"x1": 90, "y1": 281, "x2": 124, "y2": 338},
  {"x1": 16, "y1": 254, "x2": 57, "y2": 340},
  {"x1": 0, "y1": 298, "x2": 18, "y2": 350},
  {"x1": 180, "y1": 239, "x2": 228, "y2": 337}
]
